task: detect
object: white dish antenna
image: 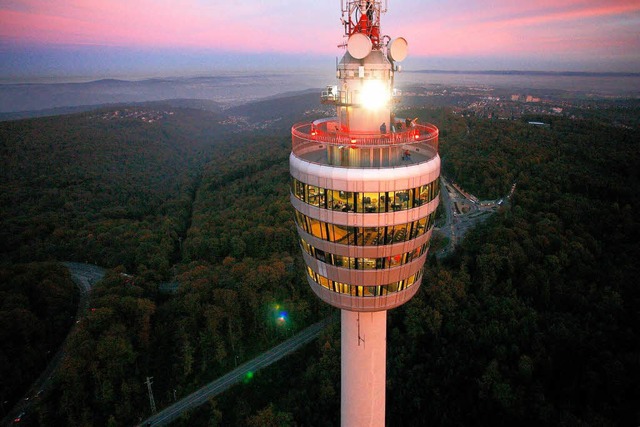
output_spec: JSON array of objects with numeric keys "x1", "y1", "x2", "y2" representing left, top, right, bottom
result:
[
  {"x1": 388, "y1": 37, "x2": 408, "y2": 62},
  {"x1": 347, "y1": 33, "x2": 372, "y2": 59}
]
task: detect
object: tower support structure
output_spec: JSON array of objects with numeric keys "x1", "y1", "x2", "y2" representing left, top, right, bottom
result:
[
  {"x1": 342, "y1": 310, "x2": 387, "y2": 426},
  {"x1": 290, "y1": 2, "x2": 440, "y2": 425}
]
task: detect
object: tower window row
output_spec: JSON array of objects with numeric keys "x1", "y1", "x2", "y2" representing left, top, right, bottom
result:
[
  {"x1": 291, "y1": 178, "x2": 440, "y2": 213},
  {"x1": 307, "y1": 266, "x2": 422, "y2": 297},
  {"x1": 293, "y1": 210, "x2": 436, "y2": 246},
  {"x1": 300, "y1": 238, "x2": 429, "y2": 270}
]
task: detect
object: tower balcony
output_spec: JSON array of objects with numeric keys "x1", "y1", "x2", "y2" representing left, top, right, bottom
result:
[{"x1": 292, "y1": 118, "x2": 438, "y2": 168}]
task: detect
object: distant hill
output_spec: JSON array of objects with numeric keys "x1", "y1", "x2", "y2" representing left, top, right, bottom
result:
[
  {"x1": 226, "y1": 90, "x2": 330, "y2": 130},
  {"x1": 0, "y1": 98, "x2": 223, "y2": 122},
  {"x1": 0, "y1": 88, "x2": 329, "y2": 134},
  {"x1": 0, "y1": 74, "x2": 323, "y2": 116}
]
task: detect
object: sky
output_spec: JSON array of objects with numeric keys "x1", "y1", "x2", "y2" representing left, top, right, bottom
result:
[{"x1": 0, "y1": 0, "x2": 639, "y2": 81}]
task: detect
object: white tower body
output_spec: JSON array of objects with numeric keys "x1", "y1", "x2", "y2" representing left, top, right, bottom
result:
[
  {"x1": 341, "y1": 310, "x2": 387, "y2": 425},
  {"x1": 290, "y1": 1, "x2": 440, "y2": 425}
]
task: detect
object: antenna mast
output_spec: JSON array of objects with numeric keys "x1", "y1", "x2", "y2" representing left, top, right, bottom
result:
[{"x1": 340, "y1": 0, "x2": 388, "y2": 49}]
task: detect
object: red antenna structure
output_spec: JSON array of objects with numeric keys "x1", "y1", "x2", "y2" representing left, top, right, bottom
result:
[{"x1": 340, "y1": 0, "x2": 387, "y2": 49}]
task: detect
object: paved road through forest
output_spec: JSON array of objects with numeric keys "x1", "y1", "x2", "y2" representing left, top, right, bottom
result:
[
  {"x1": 2, "y1": 262, "x2": 105, "y2": 426},
  {"x1": 139, "y1": 315, "x2": 336, "y2": 427},
  {"x1": 3, "y1": 262, "x2": 334, "y2": 427}
]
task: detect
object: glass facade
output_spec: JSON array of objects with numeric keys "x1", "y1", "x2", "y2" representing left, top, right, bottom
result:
[
  {"x1": 300, "y1": 238, "x2": 429, "y2": 270},
  {"x1": 307, "y1": 267, "x2": 423, "y2": 297},
  {"x1": 293, "y1": 211, "x2": 436, "y2": 246},
  {"x1": 291, "y1": 178, "x2": 440, "y2": 213}
]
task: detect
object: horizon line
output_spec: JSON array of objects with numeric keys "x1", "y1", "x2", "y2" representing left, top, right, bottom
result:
[
  {"x1": 3, "y1": 68, "x2": 640, "y2": 86},
  {"x1": 407, "y1": 69, "x2": 640, "y2": 77}
]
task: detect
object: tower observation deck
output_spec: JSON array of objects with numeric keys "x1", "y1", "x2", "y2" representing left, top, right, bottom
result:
[{"x1": 290, "y1": 1, "x2": 440, "y2": 425}]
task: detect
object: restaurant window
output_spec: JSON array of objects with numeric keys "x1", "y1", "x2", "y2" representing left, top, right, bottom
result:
[
  {"x1": 294, "y1": 179, "x2": 305, "y2": 202},
  {"x1": 307, "y1": 269, "x2": 424, "y2": 297},
  {"x1": 363, "y1": 192, "x2": 381, "y2": 213},
  {"x1": 418, "y1": 184, "x2": 430, "y2": 205},
  {"x1": 395, "y1": 190, "x2": 410, "y2": 210},
  {"x1": 318, "y1": 188, "x2": 326, "y2": 209},
  {"x1": 328, "y1": 189, "x2": 344, "y2": 211},
  {"x1": 361, "y1": 258, "x2": 377, "y2": 270},
  {"x1": 392, "y1": 223, "x2": 410, "y2": 243},
  {"x1": 294, "y1": 212, "x2": 436, "y2": 246},
  {"x1": 308, "y1": 217, "x2": 324, "y2": 239},
  {"x1": 318, "y1": 275, "x2": 329, "y2": 289},
  {"x1": 293, "y1": 178, "x2": 439, "y2": 212},
  {"x1": 333, "y1": 224, "x2": 350, "y2": 244},
  {"x1": 306, "y1": 185, "x2": 318, "y2": 207}
]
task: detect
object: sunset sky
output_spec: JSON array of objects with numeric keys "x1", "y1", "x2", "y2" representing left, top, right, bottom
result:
[{"x1": 1, "y1": 0, "x2": 639, "y2": 80}]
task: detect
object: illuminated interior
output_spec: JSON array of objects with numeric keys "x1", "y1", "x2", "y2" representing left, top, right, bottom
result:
[
  {"x1": 300, "y1": 238, "x2": 430, "y2": 270},
  {"x1": 293, "y1": 211, "x2": 436, "y2": 246},
  {"x1": 291, "y1": 178, "x2": 440, "y2": 212},
  {"x1": 307, "y1": 267, "x2": 423, "y2": 297}
]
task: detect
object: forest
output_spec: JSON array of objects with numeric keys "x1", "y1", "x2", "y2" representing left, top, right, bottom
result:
[
  {"x1": 0, "y1": 262, "x2": 77, "y2": 415},
  {"x1": 0, "y1": 94, "x2": 638, "y2": 426}
]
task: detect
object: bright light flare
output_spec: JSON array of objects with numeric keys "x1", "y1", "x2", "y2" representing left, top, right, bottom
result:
[
  {"x1": 360, "y1": 80, "x2": 389, "y2": 110},
  {"x1": 243, "y1": 371, "x2": 254, "y2": 383},
  {"x1": 277, "y1": 311, "x2": 288, "y2": 324}
]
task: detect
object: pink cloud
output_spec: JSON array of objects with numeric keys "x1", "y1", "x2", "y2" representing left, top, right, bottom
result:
[
  {"x1": 483, "y1": 2, "x2": 640, "y2": 28},
  {"x1": 391, "y1": 0, "x2": 640, "y2": 59},
  {"x1": 0, "y1": 0, "x2": 336, "y2": 52},
  {"x1": 0, "y1": 0, "x2": 638, "y2": 66}
]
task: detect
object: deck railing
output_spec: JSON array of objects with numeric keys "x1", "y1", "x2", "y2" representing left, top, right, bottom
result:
[
  {"x1": 292, "y1": 119, "x2": 438, "y2": 149},
  {"x1": 291, "y1": 119, "x2": 439, "y2": 168}
]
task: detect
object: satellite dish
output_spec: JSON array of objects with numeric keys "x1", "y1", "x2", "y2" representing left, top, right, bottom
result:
[
  {"x1": 347, "y1": 33, "x2": 372, "y2": 59},
  {"x1": 388, "y1": 37, "x2": 408, "y2": 62}
]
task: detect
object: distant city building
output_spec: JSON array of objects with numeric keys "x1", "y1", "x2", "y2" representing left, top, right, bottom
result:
[{"x1": 289, "y1": 1, "x2": 440, "y2": 425}]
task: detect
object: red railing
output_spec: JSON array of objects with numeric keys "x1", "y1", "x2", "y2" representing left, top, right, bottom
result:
[{"x1": 292, "y1": 120, "x2": 438, "y2": 149}]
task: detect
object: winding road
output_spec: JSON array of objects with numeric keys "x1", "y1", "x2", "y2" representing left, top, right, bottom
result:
[
  {"x1": 138, "y1": 315, "x2": 336, "y2": 427},
  {"x1": 3, "y1": 261, "x2": 334, "y2": 427},
  {"x1": 2, "y1": 262, "x2": 106, "y2": 426}
]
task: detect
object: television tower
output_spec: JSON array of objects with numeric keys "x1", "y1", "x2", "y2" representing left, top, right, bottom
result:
[{"x1": 290, "y1": 1, "x2": 440, "y2": 425}]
